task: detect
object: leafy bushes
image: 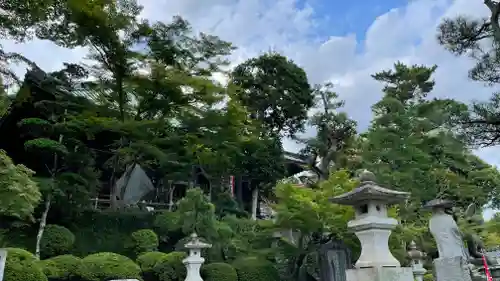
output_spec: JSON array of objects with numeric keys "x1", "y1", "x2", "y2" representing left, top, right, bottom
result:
[
  {"x1": 39, "y1": 255, "x2": 81, "y2": 281},
  {"x1": 137, "y1": 251, "x2": 170, "y2": 271},
  {"x1": 423, "y1": 273, "x2": 434, "y2": 281},
  {"x1": 233, "y1": 257, "x2": 280, "y2": 281},
  {"x1": 3, "y1": 248, "x2": 47, "y2": 281},
  {"x1": 75, "y1": 252, "x2": 142, "y2": 281},
  {"x1": 201, "y1": 263, "x2": 237, "y2": 281},
  {"x1": 128, "y1": 229, "x2": 159, "y2": 255},
  {"x1": 70, "y1": 210, "x2": 156, "y2": 256},
  {"x1": 151, "y1": 251, "x2": 187, "y2": 281},
  {"x1": 153, "y1": 211, "x2": 181, "y2": 242},
  {"x1": 41, "y1": 225, "x2": 75, "y2": 258},
  {"x1": 137, "y1": 251, "x2": 170, "y2": 281}
]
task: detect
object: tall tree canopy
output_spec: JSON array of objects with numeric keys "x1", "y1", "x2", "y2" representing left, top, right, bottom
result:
[
  {"x1": 362, "y1": 62, "x2": 500, "y2": 221},
  {"x1": 437, "y1": 1, "x2": 500, "y2": 147},
  {"x1": 230, "y1": 52, "x2": 315, "y2": 137}
]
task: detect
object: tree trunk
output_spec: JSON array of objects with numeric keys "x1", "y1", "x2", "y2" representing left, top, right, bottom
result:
[
  {"x1": 236, "y1": 176, "x2": 243, "y2": 207},
  {"x1": 35, "y1": 194, "x2": 51, "y2": 259},
  {"x1": 251, "y1": 187, "x2": 259, "y2": 220},
  {"x1": 168, "y1": 183, "x2": 176, "y2": 211}
]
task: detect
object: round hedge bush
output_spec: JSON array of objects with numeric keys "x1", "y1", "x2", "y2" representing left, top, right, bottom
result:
[
  {"x1": 201, "y1": 263, "x2": 237, "y2": 281},
  {"x1": 137, "y1": 251, "x2": 170, "y2": 272},
  {"x1": 3, "y1": 248, "x2": 47, "y2": 281},
  {"x1": 151, "y1": 251, "x2": 187, "y2": 281},
  {"x1": 41, "y1": 225, "x2": 75, "y2": 258},
  {"x1": 153, "y1": 211, "x2": 181, "y2": 242},
  {"x1": 232, "y1": 257, "x2": 280, "y2": 281},
  {"x1": 39, "y1": 254, "x2": 81, "y2": 281},
  {"x1": 75, "y1": 252, "x2": 142, "y2": 281},
  {"x1": 129, "y1": 229, "x2": 159, "y2": 255}
]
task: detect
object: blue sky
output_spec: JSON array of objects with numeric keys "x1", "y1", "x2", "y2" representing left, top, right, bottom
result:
[{"x1": 309, "y1": 0, "x2": 409, "y2": 38}]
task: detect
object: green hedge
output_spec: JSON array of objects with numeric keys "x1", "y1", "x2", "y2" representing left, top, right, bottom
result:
[
  {"x1": 137, "y1": 251, "x2": 170, "y2": 281},
  {"x1": 69, "y1": 210, "x2": 156, "y2": 256},
  {"x1": 3, "y1": 248, "x2": 47, "y2": 281},
  {"x1": 151, "y1": 251, "x2": 187, "y2": 281},
  {"x1": 39, "y1": 255, "x2": 81, "y2": 281},
  {"x1": 41, "y1": 225, "x2": 75, "y2": 258},
  {"x1": 201, "y1": 263, "x2": 237, "y2": 281},
  {"x1": 74, "y1": 252, "x2": 142, "y2": 281},
  {"x1": 232, "y1": 257, "x2": 280, "y2": 281},
  {"x1": 128, "y1": 229, "x2": 159, "y2": 255}
]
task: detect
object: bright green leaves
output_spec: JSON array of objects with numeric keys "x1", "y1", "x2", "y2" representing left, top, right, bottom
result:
[{"x1": 0, "y1": 150, "x2": 41, "y2": 219}]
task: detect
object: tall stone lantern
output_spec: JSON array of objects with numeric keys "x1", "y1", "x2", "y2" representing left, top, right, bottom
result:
[
  {"x1": 183, "y1": 233, "x2": 212, "y2": 281},
  {"x1": 330, "y1": 170, "x2": 413, "y2": 281}
]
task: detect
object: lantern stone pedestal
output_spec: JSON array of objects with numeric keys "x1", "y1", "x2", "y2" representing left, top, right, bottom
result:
[
  {"x1": 183, "y1": 233, "x2": 212, "y2": 281},
  {"x1": 329, "y1": 170, "x2": 413, "y2": 281}
]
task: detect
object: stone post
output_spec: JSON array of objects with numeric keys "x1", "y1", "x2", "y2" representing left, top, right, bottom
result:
[
  {"x1": 407, "y1": 241, "x2": 427, "y2": 281},
  {"x1": 329, "y1": 170, "x2": 414, "y2": 281},
  {"x1": 0, "y1": 249, "x2": 6, "y2": 281},
  {"x1": 183, "y1": 233, "x2": 212, "y2": 281},
  {"x1": 425, "y1": 199, "x2": 472, "y2": 281}
]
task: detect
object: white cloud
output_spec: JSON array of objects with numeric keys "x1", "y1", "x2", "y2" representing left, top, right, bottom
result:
[{"x1": 0, "y1": 0, "x2": 498, "y2": 216}]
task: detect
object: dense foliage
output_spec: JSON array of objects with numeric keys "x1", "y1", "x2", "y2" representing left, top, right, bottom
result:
[{"x1": 0, "y1": 1, "x2": 500, "y2": 281}]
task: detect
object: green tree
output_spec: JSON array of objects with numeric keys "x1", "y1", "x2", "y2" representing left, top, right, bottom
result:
[
  {"x1": 272, "y1": 170, "x2": 357, "y2": 281},
  {"x1": 230, "y1": 52, "x2": 315, "y2": 137},
  {"x1": 17, "y1": 76, "x2": 100, "y2": 258},
  {"x1": 437, "y1": 2, "x2": 500, "y2": 146},
  {"x1": 362, "y1": 62, "x2": 500, "y2": 223},
  {"x1": 298, "y1": 83, "x2": 357, "y2": 182},
  {"x1": 0, "y1": 149, "x2": 41, "y2": 219}
]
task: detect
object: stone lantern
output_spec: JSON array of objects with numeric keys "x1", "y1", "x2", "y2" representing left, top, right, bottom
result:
[
  {"x1": 330, "y1": 170, "x2": 413, "y2": 281},
  {"x1": 407, "y1": 241, "x2": 427, "y2": 281},
  {"x1": 183, "y1": 233, "x2": 212, "y2": 281}
]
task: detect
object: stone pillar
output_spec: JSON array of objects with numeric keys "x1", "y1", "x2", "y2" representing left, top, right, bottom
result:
[
  {"x1": 183, "y1": 233, "x2": 212, "y2": 281},
  {"x1": 424, "y1": 199, "x2": 472, "y2": 281},
  {"x1": 0, "y1": 249, "x2": 6, "y2": 281},
  {"x1": 407, "y1": 241, "x2": 427, "y2": 281}
]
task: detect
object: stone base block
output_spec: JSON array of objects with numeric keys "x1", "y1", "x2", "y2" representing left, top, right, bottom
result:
[
  {"x1": 346, "y1": 267, "x2": 413, "y2": 281},
  {"x1": 433, "y1": 257, "x2": 472, "y2": 281}
]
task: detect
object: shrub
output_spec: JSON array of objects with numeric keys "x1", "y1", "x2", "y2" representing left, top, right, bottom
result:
[
  {"x1": 151, "y1": 251, "x2": 187, "y2": 281},
  {"x1": 153, "y1": 211, "x2": 181, "y2": 241},
  {"x1": 232, "y1": 257, "x2": 279, "y2": 281},
  {"x1": 137, "y1": 251, "x2": 170, "y2": 281},
  {"x1": 41, "y1": 225, "x2": 75, "y2": 258},
  {"x1": 423, "y1": 273, "x2": 434, "y2": 281},
  {"x1": 201, "y1": 263, "x2": 237, "y2": 281},
  {"x1": 3, "y1": 248, "x2": 47, "y2": 281},
  {"x1": 39, "y1": 255, "x2": 81, "y2": 281},
  {"x1": 128, "y1": 229, "x2": 159, "y2": 255},
  {"x1": 75, "y1": 252, "x2": 142, "y2": 281},
  {"x1": 137, "y1": 251, "x2": 170, "y2": 272}
]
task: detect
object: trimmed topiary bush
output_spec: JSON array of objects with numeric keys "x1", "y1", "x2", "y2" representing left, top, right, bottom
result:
[
  {"x1": 128, "y1": 229, "x2": 159, "y2": 255},
  {"x1": 232, "y1": 257, "x2": 280, "y2": 281},
  {"x1": 39, "y1": 254, "x2": 81, "y2": 281},
  {"x1": 137, "y1": 251, "x2": 170, "y2": 272},
  {"x1": 137, "y1": 251, "x2": 170, "y2": 281},
  {"x1": 201, "y1": 263, "x2": 237, "y2": 281},
  {"x1": 75, "y1": 252, "x2": 142, "y2": 281},
  {"x1": 151, "y1": 251, "x2": 187, "y2": 281},
  {"x1": 3, "y1": 248, "x2": 48, "y2": 281},
  {"x1": 41, "y1": 225, "x2": 75, "y2": 258}
]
